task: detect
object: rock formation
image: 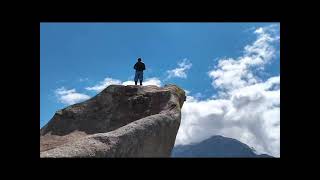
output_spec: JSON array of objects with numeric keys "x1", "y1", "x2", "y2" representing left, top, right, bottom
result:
[{"x1": 40, "y1": 84, "x2": 186, "y2": 158}]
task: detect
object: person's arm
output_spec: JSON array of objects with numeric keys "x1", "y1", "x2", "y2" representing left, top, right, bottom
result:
[
  {"x1": 133, "y1": 63, "x2": 137, "y2": 70},
  {"x1": 143, "y1": 63, "x2": 146, "y2": 70}
]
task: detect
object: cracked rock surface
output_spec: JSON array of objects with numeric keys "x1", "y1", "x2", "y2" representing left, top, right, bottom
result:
[{"x1": 40, "y1": 84, "x2": 186, "y2": 157}]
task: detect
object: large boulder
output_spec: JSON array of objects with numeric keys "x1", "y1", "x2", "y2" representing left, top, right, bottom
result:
[{"x1": 40, "y1": 84, "x2": 186, "y2": 157}]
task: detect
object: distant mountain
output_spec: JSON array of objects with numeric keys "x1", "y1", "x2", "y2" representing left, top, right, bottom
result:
[{"x1": 172, "y1": 135, "x2": 274, "y2": 158}]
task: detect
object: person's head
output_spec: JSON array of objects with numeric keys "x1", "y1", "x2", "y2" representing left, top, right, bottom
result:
[{"x1": 138, "y1": 58, "x2": 142, "y2": 62}]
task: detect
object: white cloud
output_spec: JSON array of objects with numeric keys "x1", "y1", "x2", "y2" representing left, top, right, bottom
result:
[
  {"x1": 122, "y1": 77, "x2": 162, "y2": 86},
  {"x1": 142, "y1": 77, "x2": 162, "y2": 86},
  {"x1": 208, "y1": 25, "x2": 279, "y2": 92},
  {"x1": 56, "y1": 76, "x2": 162, "y2": 105},
  {"x1": 194, "y1": 92, "x2": 204, "y2": 99},
  {"x1": 175, "y1": 25, "x2": 280, "y2": 157},
  {"x1": 85, "y1": 77, "x2": 122, "y2": 92},
  {"x1": 55, "y1": 87, "x2": 90, "y2": 105},
  {"x1": 79, "y1": 78, "x2": 89, "y2": 82},
  {"x1": 86, "y1": 77, "x2": 162, "y2": 92},
  {"x1": 56, "y1": 79, "x2": 66, "y2": 84},
  {"x1": 167, "y1": 58, "x2": 192, "y2": 79},
  {"x1": 177, "y1": 76, "x2": 280, "y2": 157}
]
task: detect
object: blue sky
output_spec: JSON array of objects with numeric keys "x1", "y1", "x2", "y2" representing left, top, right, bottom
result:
[{"x1": 40, "y1": 23, "x2": 280, "y2": 156}]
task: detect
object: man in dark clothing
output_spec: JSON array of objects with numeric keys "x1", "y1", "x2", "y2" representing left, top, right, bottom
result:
[{"x1": 133, "y1": 58, "x2": 146, "y2": 85}]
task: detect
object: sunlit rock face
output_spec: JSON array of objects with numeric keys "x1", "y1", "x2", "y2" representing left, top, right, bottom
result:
[{"x1": 40, "y1": 84, "x2": 186, "y2": 158}]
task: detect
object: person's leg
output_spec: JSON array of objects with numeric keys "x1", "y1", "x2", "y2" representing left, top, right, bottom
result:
[
  {"x1": 134, "y1": 71, "x2": 138, "y2": 85},
  {"x1": 139, "y1": 72, "x2": 143, "y2": 86}
]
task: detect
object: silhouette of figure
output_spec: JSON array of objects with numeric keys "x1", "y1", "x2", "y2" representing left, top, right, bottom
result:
[{"x1": 133, "y1": 58, "x2": 146, "y2": 85}]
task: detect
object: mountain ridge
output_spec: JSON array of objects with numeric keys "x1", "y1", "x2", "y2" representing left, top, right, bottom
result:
[{"x1": 172, "y1": 135, "x2": 274, "y2": 158}]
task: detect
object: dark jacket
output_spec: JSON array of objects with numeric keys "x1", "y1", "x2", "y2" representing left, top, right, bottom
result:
[{"x1": 134, "y1": 61, "x2": 146, "y2": 71}]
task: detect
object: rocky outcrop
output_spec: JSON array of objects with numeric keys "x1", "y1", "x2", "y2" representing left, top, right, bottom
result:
[{"x1": 40, "y1": 84, "x2": 186, "y2": 157}]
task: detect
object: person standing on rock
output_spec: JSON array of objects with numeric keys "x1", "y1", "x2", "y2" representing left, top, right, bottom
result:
[{"x1": 133, "y1": 58, "x2": 146, "y2": 86}]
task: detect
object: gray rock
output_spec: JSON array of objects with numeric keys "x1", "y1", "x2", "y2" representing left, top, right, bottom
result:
[{"x1": 40, "y1": 84, "x2": 186, "y2": 157}]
